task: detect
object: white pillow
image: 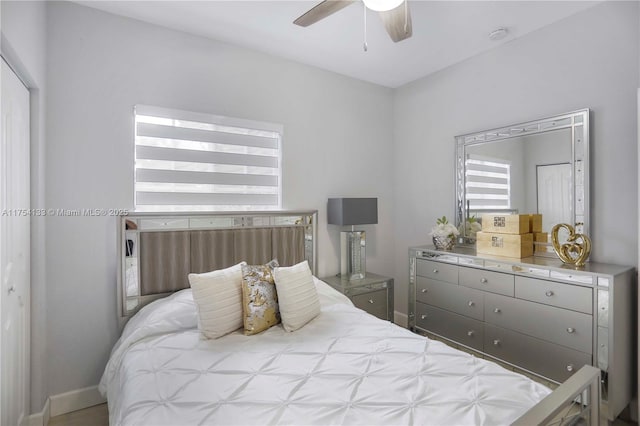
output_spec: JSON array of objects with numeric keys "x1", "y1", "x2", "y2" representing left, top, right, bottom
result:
[
  {"x1": 273, "y1": 261, "x2": 321, "y2": 332},
  {"x1": 188, "y1": 262, "x2": 246, "y2": 339}
]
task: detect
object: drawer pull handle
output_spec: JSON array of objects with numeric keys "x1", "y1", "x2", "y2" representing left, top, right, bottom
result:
[
  {"x1": 545, "y1": 291, "x2": 554, "y2": 297},
  {"x1": 566, "y1": 327, "x2": 575, "y2": 334},
  {"x1": 468, "y1": 301, "x2": 475, "y2": 307},
  {"x1": 421, "y1": 288, "x2": 427, "y2": 293},
  {"x1": 480, "y1": 278, "x2": 488, "y2": 283},
  {"x1": 421, "y1": 314, "x2": 427, "y2": 320},
  {"x1": 433, "y1": 269, "x2": 439, "y2": 273},
  {"x1": 368, "y1": 299, "x2": 375, "y2": 304},
  {"x1": 566, "y1": 364, "x2": 574, "y2": 372},
  {"x1": 467, "y1": 330, "x2": 474, "y2": 337},
  {"x1": 493, "y1": 308, "x2": 501, "y2": 313},
  {"x1": 493, "y1": 339, "x2": 501, "y2": 346}
]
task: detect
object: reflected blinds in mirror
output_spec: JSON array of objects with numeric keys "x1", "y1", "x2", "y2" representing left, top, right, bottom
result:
[{"x1": 465, "y1": 155, "x2": 511, "y2": 210}]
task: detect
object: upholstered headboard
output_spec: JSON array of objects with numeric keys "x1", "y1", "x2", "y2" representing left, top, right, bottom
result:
[{"x1": 117, "y1": 211, "x2": 317, "y2": 320}]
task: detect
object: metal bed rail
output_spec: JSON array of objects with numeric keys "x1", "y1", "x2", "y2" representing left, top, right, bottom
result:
[{"x1": 512, "y1": 365, "x2": 601, "y2": 425}]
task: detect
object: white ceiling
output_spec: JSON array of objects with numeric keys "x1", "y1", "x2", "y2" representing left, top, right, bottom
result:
[{"x1": 75, "y1": 1, "x2": 599, "y2": 88}]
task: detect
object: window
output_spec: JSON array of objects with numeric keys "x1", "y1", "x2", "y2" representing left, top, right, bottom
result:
[
  {"x1": 465, "y1": 155, "x2": 511, "y2": 211},
  {"x1": 134, "y1": 105, "x2": 282, "y2": 212}
]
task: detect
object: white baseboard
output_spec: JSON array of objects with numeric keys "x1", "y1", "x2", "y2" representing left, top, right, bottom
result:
[
  {"x1": 49, "y1": 385, "x2": 106, "y2": 417},
  {"x1": 25, "y1": 386, "x2": 103, "y2": 426},
  {"x1": 394, "y1": 310, "x2": 408, "y2": 328},
  {"x1": 26, "y1": 397, "x2": 50, "y2": 426}
]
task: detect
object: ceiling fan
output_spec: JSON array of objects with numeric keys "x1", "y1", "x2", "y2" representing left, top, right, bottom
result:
[{"x1": 294, "y1": 0, "x2": 412, "y2": 44}]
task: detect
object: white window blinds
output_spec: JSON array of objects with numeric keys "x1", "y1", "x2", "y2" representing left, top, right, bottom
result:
[
  {"x1": 134, "y1": 105, "x2": 282, "y2": 212},
  {"x1": 465, "y1": 156, "x2": 511, "y2": 210}
]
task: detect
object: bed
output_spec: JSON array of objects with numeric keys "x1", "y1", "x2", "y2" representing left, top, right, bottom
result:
[{"x1": 103, "y1": 211, "x2": 601, "y2": 425}]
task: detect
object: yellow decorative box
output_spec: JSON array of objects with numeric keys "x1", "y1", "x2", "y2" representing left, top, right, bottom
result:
[
  {"x1": 534, "y1": 232, "x2": 548, "y2": 242},
  {"x1": 529, "y1": 214, "x2": 543, "y2": 233},
  {"x1": 481, "y1": 214, "x2": 529, "y2": 235},
  {"x1": 476, "y1": 231, "x2": 534, "y2": 258}
]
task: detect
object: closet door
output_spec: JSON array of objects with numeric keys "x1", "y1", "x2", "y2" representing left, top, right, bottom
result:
[{"x1": 1, "y1": 58, "x2": 30, "y2": 426}]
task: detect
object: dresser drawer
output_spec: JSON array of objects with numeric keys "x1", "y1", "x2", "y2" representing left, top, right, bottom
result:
[
  {"x1": 415, "y1": 303, "x2": 483, "y2": 351},
  {"x1": 484, "y1": 293, "x2": 592, "y2": 353},
  {"x1": 416, "y1": 259, "x2": 458, "y2": 284},
  {"x1": 485, "y1": 324, "x2": 591, "y2": 383},
  {"x1": 352, "y1": 289, "x2": 388, "y2": 320},
  {"x1": 416, "y1": 276, "x2": 484, "y2": 321},
  {"x1": 515, "y1": 276, "x2": 592, "y2": 314},
  {"x1": 459, "y1": 266, "x2": 514, "y2": 296}
]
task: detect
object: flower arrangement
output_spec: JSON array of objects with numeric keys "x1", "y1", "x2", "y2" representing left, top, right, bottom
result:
[
  {"x1": 430, "y1": 216, "x2": 460, "y2": 239},
  {"x1": 464, "y1": 215, "x2": 482, "y2": 240}
]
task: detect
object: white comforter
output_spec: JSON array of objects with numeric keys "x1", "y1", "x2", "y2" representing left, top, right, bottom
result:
[{"x1": 100, "y1": 278, "x2": 550, "y2": 425}]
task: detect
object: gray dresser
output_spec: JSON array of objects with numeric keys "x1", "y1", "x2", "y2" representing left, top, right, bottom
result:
[{"x1": 408, "y1": 245, "x2": 635, "y2": 421}]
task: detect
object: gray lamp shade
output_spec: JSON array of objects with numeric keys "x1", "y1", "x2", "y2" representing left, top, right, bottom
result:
[{"x1": 327, "y1": 198, "x2": 378, "y2": 226}]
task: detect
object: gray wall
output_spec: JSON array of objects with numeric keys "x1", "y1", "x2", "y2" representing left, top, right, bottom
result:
[
  {"x1": 393, "y1": 1, "x2": 639, "y2": 315},
  {"x1": 45, "y1": 1, "x2": 395, "y2": 395},
  {"x1": 1, "y1": 0, "x2": 48, "y2": 412}
]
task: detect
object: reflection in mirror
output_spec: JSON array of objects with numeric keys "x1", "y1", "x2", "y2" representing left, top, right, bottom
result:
[
  {"x1": 124, "y1": 219, "x2": 140, "y2": 311},
  {"x1": 456, "y1": 110, "x2": 589, "y2": 246}
]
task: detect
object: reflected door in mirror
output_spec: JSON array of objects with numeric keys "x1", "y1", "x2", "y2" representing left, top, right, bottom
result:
[{"x1": 537, "y1": 163, "x2": 572, "y2": 232}]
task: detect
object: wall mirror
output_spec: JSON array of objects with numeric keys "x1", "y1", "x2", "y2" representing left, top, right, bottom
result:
[{"x1": 455, "y1": 109, "x2": 589, "y2": 244}]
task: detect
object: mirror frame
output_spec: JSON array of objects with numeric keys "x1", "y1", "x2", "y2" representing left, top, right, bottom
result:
[{"x1": 455, "y1": 109, "x2": 589, "y2": 242}]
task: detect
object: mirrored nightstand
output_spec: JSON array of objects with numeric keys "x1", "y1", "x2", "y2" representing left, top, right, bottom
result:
[{"x1": 320, "y1": 272, "x2": 394, "y2": 321}]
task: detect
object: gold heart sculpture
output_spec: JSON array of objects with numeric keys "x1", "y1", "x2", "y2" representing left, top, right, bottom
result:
[{"x1": 551, "y1": 223, "x2": 591, "y2": 267}]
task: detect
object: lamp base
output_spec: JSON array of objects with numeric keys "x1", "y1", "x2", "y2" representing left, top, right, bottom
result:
[{"x1": 340, "y1": 231, "x2": 366, "y2": 281}]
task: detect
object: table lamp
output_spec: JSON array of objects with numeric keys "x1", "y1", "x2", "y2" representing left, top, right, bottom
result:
[{"x1": 327, "y1": 198, "x2": 378, "y2": 280}]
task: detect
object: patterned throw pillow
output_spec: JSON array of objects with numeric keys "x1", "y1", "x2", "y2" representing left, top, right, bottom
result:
[{"x1": 241, "y1": 259, "x2": 280, "y2": 335}]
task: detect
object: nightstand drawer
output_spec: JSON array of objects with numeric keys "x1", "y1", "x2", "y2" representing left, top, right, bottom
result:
[
  {"x1": 459, "y1": 266, "x2": 514, "y2": 296},
  {"x1": 485, "y1": 293, "x2": 592, "y2": 353},
  {"x1": 515, "y1": 276, "x2": 592, "y2": 314},
  {"x1": 352, "y1": 289, "x2": 388, "y2": 320},
  {"x1": 415, "y1": 303, "x2": 483, "y2": 351},
  {"x1": 485, "y1": 324, "x2": 591, "y2": 383},
  {"x1": 416, "y1": 259, "x2": 458, "y2": 284},
  {"x1": 416, "y1": 276, "x2": 484, "y2": 321}
]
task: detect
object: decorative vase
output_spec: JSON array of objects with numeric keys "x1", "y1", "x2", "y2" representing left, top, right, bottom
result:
[{"x1": 433, "y1": 235, "x2": 455, "y2": 251}]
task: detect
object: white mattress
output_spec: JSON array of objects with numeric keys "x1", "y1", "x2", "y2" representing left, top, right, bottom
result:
[{"x1": 100, "y1": 278, "x2": 551, "y2": 425}]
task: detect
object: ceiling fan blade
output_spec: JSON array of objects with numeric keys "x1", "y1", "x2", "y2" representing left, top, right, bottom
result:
[
  {"x1": 379, "y1": 1, "x2": 412, "y2": 42},
  {"x1": 294, "y1": 0, "x2": 356, "y2": 27}
]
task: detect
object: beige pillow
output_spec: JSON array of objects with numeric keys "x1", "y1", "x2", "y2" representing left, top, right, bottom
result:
[
  {"x1": 241, "y1": 259, "x2": 280, "y2": 335},
  {"x1": 274, "y1": 261, "x2": 320, "y2": 332},
  {"x1": 188, "y1": 262, "x2": 246, "y2": 339}
]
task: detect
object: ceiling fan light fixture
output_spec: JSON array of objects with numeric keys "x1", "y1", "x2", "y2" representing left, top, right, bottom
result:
[{"x1": 362, "y1": 0, "x2": 404, "y2": 12}]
